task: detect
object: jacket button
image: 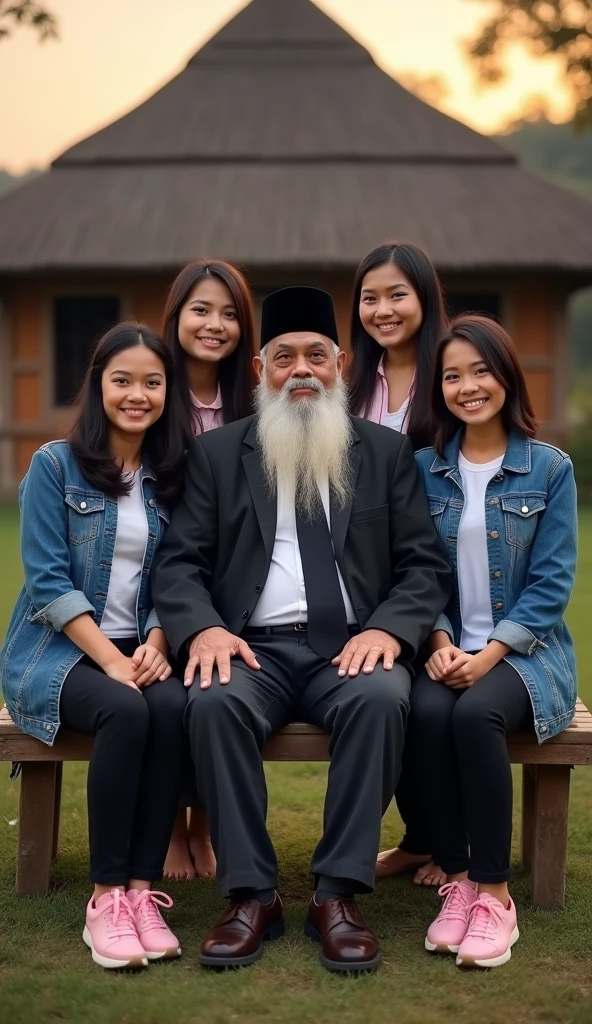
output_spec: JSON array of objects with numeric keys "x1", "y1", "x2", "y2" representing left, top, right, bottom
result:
[
  {"x1": 489, "y1": 498, "x2": 499, "y2": 505},
  {"x1": 242, "y1": 610, "x2": 249, "y2": 618},
  {"x1": 521, "y1": 505, "x2": 529, "y2": 513},
  {"x1": 80, "y1": 501, "x2": 87, "y2": 509},
  {"x1": 490, "y1": 530, "x2": 499, "y2": 539},
  {"x1": 495, "y1": 602, "x2": 503, "y2": 610},
  {"x1": 149, "y1": 499, "x2": 156, "y2": 507},
  {"x1": 492, "y1": 570, "x2": 502, "y2": 578},
  {"x1": 255, "y1": 584, "x2": 262, "y2": 592}
]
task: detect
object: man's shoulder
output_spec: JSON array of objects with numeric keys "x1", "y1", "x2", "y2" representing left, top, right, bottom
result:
[
  {"x1": 191, "y1": 416, "x2": 257, "y2": 458},
  {"x1": 350, "y1": 416, "x2": 408, "y2": 452}
]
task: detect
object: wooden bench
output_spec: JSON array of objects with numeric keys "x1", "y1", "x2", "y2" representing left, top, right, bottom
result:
[{"x1": 1, "y1": 700, "x2": 591, "y2": 908}]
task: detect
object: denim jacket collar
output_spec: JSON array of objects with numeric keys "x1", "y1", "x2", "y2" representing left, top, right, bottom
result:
[{"x1": 429, "y1": 430, "x2": 531, "y2": 476}]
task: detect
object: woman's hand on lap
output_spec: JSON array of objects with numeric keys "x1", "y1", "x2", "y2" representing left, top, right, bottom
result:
[
  {"x1": 131, "y1": 643, "x2": 172, "y2": 687},
  {"x1": 102, "y1": 654, "x2": 142, "y2": 690},
  {"x1": 425, "y1": 645, "x2": 460, "y2": 681}
]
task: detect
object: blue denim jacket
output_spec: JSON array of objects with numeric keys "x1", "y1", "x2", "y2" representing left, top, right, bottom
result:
[
  {"x1": 0, "y1": 441, "x2": 169, "y2": 745},
  {"x1": 415, "y1": 431, "x2": 577, "y2": 742}
]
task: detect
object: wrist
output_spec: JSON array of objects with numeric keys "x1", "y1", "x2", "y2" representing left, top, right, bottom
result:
[
  {"x1": 430, "y1": 630, "x2": 451, "y2": 653},
  {"x1": 147, "y1": 627, "x2": 167, "y2": 653}
]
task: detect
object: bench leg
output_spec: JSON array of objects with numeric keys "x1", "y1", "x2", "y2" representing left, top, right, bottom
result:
[
  {"x1": 17, "y1": 762, "x2": 60, "y2": 897},
  {"x1": 52, "y1": 762, "x2": 63, "y2": 861},
  {"x1": 530, "y1": 764, "x2": 571, "y2": 909},
  {"x1": 521, "y1": 765, "x2": 535, "y2": 870}
]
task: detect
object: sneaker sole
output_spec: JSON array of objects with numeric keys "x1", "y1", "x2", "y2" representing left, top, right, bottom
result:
[
  {"x1": 83, "y1": 926, "x2": 148, "y2": 970},
  {"x1": 199, "y1": 916, "x2": 284, "y2": 969},
  {"x1": 304, "y1": 920, "x2": 381, "y2": 973},
  {"x1": 456, "y1": 926, "x2": 520, "y2": 969},
  {"x1": 145, "y1": 946, "x2": 182, "y2": 961},
  {"x1": 425, "y1": 938, "x2": 460, "y2": 954}
]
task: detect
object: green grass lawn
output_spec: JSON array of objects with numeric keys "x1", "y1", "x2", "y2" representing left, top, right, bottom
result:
[{"x1": 0, "y1": 503, "x2": 591, "y2": 1024}]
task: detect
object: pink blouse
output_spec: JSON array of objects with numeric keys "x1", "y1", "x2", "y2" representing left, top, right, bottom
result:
[
  {"x1": 363, "y1": 356, "x2": 413, "y2": 434},
  {"x1": 190, "y1": 386, "x2": 224, "y2": 434}
]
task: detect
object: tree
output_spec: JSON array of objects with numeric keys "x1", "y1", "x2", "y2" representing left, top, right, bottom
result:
[
  {"x1": 466, "y1": 1, "x2": 592, "y2": 127},
  {"x1": 0, "y1": 0, "x2": 58, "y2": 42}
]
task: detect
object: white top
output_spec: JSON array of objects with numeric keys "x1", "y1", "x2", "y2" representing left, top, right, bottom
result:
[
  {"x1": 382, "y1": 395, "x2": 410, "y2": 434},
  {"x1": 101, "y1": 471, "x2": 149, "y2": 639},
  {"x1": 249, "y1": 479, "x2": 357, "y2": 627},
  {"x1": 457, "y1": 452, "x2": 504, "y2": 653}
]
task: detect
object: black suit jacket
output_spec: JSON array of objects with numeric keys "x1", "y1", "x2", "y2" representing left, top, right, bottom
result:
[{"x1": 153, "y1": 415, "x2": 451, "y2": 661}]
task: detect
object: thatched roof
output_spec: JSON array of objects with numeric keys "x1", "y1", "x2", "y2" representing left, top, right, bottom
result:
[{"x1": 1, "y1": 0, "x2": 592, "y2": 274}]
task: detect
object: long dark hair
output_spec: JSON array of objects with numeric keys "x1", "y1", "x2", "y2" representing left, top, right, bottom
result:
[
  {"x1": 162, "y1": 258, "x2": 257, "y2": 442},
  {"x1": 432, "y1": 314, "x2": 537, "y2": 456},
  {"x1": 349, "y1": 242, "x2": 447, "y2": 450},
  {"x1": 68, "y1": 322, "x2": 186, "y2": 504}
]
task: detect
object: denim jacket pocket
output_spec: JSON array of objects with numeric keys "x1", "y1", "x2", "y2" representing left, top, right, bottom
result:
[
  {"x1": 501, "y1": 495, "x2": 546, "y2": 549},
  {"x1": 64, "y1": 490, "x2": 105, "y2": 545},
  {"x1": 427, "y1": 496, "x2": 446, "y2": 531}
]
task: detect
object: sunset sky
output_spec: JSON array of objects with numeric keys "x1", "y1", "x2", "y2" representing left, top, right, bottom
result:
[{"x1": 0, "y1": 0, "x2": 572, "y2": 173}]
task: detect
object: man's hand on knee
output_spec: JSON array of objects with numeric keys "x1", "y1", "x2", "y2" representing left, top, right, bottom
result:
[
  {"x1": 332, "y1": 629, "x2": 401, "y2": 678},
  {"x1": 184, "y1": 627, "x2": 261, "y2": 689}
]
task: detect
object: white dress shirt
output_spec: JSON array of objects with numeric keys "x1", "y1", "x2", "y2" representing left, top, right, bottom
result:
[{"x1": 249, "y1": 479, "x2": 357, "y2": 627}]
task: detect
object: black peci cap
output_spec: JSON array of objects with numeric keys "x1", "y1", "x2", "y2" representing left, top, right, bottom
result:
[{"x1": 260, "y1": 286, "x2": 339, "y2": 348}]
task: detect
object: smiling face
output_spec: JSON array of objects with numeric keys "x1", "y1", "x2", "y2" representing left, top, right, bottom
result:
[
  {"x1": 101, "y1": 342, "x2": 167, "y2": 439},
  {"x1": 177, "y1": 274, "x2": 242, "y2": 364},
  {"x1": 441, "y1": 337, "x2": 506, "y2": 427},
  {"x1": 359, "y1": 262, "x2": 423, "y2": 351}
]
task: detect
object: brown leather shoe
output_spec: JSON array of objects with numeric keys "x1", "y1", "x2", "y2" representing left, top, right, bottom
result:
[
  {"x1": 199, "y1": 893, "x2": 284, "y2": 968},
  {"x1": 305, "y1": 895, "x2": 380, "y2": 973}
]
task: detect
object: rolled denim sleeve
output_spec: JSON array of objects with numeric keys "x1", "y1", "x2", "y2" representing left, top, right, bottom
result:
[
  {"x1": 145, "y1": 609, "x2": 161, "y2": 633},
  {"x1": 432, "y1": 613, "x2": 454, "y2": 641},
  {"x1": 489, "y1": 456, "x2": 577, "y2": 654},
  {"x1": 20, "y1": 450, "x2": 95, "y2": 632}
]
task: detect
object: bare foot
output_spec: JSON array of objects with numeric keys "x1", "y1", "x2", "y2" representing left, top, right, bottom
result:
[
  {"x1": 188, "y1": 806, "x2": 217, "y2": 879},
  {"x1": 376, "y1": 847, "x2": 432, "y2": 878},
  {"x1": 413, "y1": 859, "x2": 446, "y2": 887},
  {"x1": 163, "y1": 808, "x2": 196, "y2": 881}
]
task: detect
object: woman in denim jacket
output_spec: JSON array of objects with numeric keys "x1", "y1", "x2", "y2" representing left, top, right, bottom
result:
[
  {"x1": 409, "y1": 315, "x2": 577, "y2": 970},
  {"x1": 0, "y1": 323, "x2": 188, "y2": 971}
]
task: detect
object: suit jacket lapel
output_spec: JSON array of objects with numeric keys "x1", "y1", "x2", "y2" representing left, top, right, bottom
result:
[
  {"x1": 330, "y1": 436, "x2": 361, "y2": 571},
  {"x1": 242, "y1": 421, "x2": 277, "y2": 565}
]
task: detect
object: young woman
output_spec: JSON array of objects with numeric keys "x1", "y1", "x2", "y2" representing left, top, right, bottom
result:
[
  {"x1": 161, "y1": 257, "x2": 257, "y2": 881},
  {"x1": 409, "y1": 315, "x2": 577, "y2": 968},
  {"x1": 0, "y1": 323, "x2": 188, "y2": 971},
  {"x1": 350, "y1": 242, "x2": 448, "y2": 884}
]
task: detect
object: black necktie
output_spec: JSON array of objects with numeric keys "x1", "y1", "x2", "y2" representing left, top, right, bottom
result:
[{"x1": 295, "y1": 491, "x2": 350, "y2": 659}]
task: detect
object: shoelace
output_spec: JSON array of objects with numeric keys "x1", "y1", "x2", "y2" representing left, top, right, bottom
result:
[
  {"x1": 133, "y1": 890, "x2": 174, "y2": 932},
  {"x1": 101, "y1": 890, "x2": 138, "y2": 938},
  {"x1": 465, "y1": 896, "x2": 506, "y2": 939},
  {"x1": 436, "y1": 881, "x2": 475, "y2": 922}
]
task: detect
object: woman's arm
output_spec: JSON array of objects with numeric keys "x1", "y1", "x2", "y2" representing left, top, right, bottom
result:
[
  {"x1": 21, "y1": 450, "x2": 95, "y2": 631},
  {"x1": 489, "y1": 456, "x2": 577, "y2": 655}
]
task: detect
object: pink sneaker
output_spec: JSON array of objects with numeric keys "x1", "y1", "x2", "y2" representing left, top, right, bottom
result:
[
  {"x1": 425, "y1": 880, "x2": 478, "y2": 954},
  {"x1": 83, "y1": 890, "x2": 148, "y2": 970},
  {"x1": 456, "y1": 893, "x2": 519, "y2": 968},
  {"x1": 127, "y1": 889, "x2": 181, "y2": 960}
]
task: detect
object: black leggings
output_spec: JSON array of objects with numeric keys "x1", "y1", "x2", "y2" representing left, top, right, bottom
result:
[
  {"x1": 406, "y1": 661, "x2": 533, "y2": 883},
  {"x1": 59, "y1": 639, "x2": 187, "y2": 885}
]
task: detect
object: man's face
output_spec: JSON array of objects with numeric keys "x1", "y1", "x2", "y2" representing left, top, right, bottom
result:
[{"x1": 254, "y1": 332, "x2": 346, "y2": 400}]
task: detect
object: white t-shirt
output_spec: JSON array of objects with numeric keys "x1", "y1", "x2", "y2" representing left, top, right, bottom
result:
[
  {"x1": 101, "y1": 471, "x2": 149, "y2": 639},
  {"x1": 249, "y1": 479, "x2": 357, "y2": 627},
  {"x1": 382, "y1": 395, "x2": 410, "y2": 434},
  {"x1": 457, "y1": 452, "x2": 504, "y2": 653}
]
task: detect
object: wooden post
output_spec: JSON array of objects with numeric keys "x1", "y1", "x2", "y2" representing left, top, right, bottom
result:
[
  {"x1": 531, "y1": 764, "x2": 571, "y2": 909},
  {"x1": 521, "y1": 765, "x2": 535, "y2": 870},
  {"x1": 17, "y1": 762, "x2": 59, "y2": 896},
  {"x1": 51, "y1": 762, "x2": 63, "y2": 861}
]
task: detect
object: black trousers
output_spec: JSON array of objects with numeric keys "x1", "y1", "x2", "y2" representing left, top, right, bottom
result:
[
  {"x1": 60, "y1": 638, "x2": 187, "y2": 885},
  {"x1": 185, "y1": 633, "x2": 411, "y2": 897},
  {"x1": 406, "y1": 662, "x2": 533, "y2": 882}
]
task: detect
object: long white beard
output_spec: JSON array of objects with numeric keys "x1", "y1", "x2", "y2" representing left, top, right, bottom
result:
[{"x1": 255, "y1": 374, "x2": 353, "y2": 517}]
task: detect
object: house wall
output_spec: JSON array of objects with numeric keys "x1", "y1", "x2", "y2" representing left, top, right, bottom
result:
[{"x1": 0, "y1": 269, "x2": 573, "y2": 496}]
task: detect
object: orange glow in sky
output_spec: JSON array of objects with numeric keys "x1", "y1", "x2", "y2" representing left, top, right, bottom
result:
[{"x1": 0, "y1": 0, "x2": 572, "y2": 173}]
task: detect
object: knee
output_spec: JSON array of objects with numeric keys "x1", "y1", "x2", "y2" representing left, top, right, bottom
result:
[
  {"x1": 144, "y1": 678, "x2": 187, "y2": 727},
  {"x1": 352, "y1": 666, "x2": 410, "y2": 721},
  {"x1": 102, "y1": 686, "x2": 149, "y2": 738},
  {"x1": 185, "y1": 679, "x2": 242, "y2": 733},
  {"x1": 452, "y1": 691, "x2": 498, "y2": 739}
]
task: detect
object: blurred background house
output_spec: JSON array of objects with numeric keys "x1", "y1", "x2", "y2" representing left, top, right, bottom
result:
[{"x1": 1, "y1": 0, "x2": 592, "y2": 495}]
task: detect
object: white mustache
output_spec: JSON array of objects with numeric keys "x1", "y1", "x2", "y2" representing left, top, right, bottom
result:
[{"x1": 283, "y1": 377, "x2": 324, "y2": 394}]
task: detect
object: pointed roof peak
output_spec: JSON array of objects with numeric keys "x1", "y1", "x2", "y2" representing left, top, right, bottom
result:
[{"x1": 188, "y1": 0, "x2": 370, "y2": 66}]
